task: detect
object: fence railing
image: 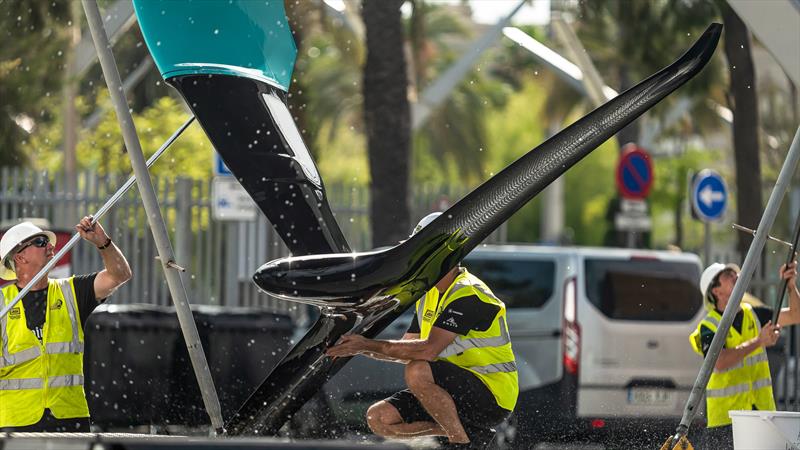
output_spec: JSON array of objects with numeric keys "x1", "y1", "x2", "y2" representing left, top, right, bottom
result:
[
  {"x1": 0, "y1": 167, "x2": 504, "y2": 323},
  {"x1": 4, "y1": 166, "x2": 800, "y2": 409}
]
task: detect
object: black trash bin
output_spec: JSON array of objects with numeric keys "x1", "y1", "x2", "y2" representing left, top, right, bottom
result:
[
  {"x1": 175, "y1": 305, "x2": 295, "y2": 426},
  {"x1": 84, "y1": 303, "x2": 294, "y2": 429},
  {"x1": 84, "y1": 304, "x2": 179, "y2": 429}
]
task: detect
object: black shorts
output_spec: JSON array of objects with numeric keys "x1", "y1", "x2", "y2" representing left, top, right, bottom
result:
[
  {"x1": 0, "y1": 408, "x2": 90, "y2": 432},
  {"x1": 385, "y1": 360, "x2": 512, "y2": 429}
]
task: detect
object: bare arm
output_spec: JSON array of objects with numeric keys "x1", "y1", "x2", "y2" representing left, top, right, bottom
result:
[
  {"x1": 327, "y1": 328, "x2": 457, "y2": 363},
  {"x1": 76, "y1": 216, "x2": 132, "y2": 301},
  {"x1": 360, "y1": 333, "x2": 419, "y2": 364},
  {"x1": 715, "y1": 320, "x2": 779, "y2": 371},
  {"x1": 778, "y1": 261, "x2": 800, "y2": 327}
]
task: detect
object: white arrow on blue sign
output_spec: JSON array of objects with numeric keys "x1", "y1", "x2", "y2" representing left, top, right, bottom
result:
[
  {"x1": 214, "y1": 154, "x2": 233, "y2": 177},
  {"x1": 691, "y1": 169, "x2": 727, "y2": 222}
]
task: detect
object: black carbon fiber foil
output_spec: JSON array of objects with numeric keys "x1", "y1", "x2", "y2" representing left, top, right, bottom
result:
[{"x1": 226, "y1": 23, "x2": 722, "y2": 437}]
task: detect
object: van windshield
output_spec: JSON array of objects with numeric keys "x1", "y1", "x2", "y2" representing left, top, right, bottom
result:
[
  {"x1": 464, "y1": 258, "x2": 555, "y2": 309},
  {"x1": 584, "y1": 258, "x2": 701, "y2": 321}
]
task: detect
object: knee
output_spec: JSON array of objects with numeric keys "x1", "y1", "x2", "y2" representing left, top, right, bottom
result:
[
  {"x1": 405, "y1": 360, "x2": 432, "y2": 391},
  {"x1": 366, "y1": 401, "x2": 399, "y2": 435}
]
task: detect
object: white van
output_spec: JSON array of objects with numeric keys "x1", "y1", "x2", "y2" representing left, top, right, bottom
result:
[
  {"x1": 303, "y1": 245, "x2": 705, "y2": 445},
  {"x1": 463, "y1": 245, "x2": 704, "y2": 445}
]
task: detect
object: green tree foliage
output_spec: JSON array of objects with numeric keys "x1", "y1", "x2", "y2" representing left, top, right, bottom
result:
[
  {"x1": 648, "y1": 143, "x2": 721, "y2": 250},
  {"x1": 574, "y1": 0, "x2": 726, "y2": 145},
  {"x1": 4, "y1": 1, "x2": 769, "y2": 250},
  {"x1": 24, "y1": 95, "x2": 213, "y2": 180},
  {"x1": 480, "y1": 78, "x2": 619, "y2": 244},
  {"x1": 409, "y1": 2, "x2": 516, "y2": 184},
  {"x1": 0, "y1": 0, "x2": 69, "y2": 167}
]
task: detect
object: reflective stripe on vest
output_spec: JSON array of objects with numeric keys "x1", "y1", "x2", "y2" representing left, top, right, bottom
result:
[
  {"x1": 714, "y1": 351, "x2": 769, "y2": 374},
  {"x1": 705, "y1": 315, "x2": 720, "y2": 328},
  {"x1": 46, "y1": 341, "x2": 84, "y2": 354},
  {"x1": 48, "y1": 374, "x2": 84, "y2": 388},
  {"x1": 439, "y1": 317, "x2": 511, "y2": 358},
  {"x1": 469, "y1": 361, "x2": 517, "y2": 374},
  {"x1": 0, "y1": 290, "x2": 42, "y2": 369},
  {"x1": 0, "y1": 378, "x2": 42, "y2": 390},
  {"x1": 707, "y1": 382, "x2": 751, "y2": 398},
  {"x1": 753, "y1": 377, "x2": 772, "y2": 390},
  {"x1": 706, "y1": 377, "x2": 772, "y2": 398},
  {"x1": 57, "y1": 278, "x2": 82, "y2": 353}
]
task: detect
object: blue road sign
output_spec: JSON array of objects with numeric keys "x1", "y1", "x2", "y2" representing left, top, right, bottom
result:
[
  {"x1": 691, "y1": 169, "x2": 727, "y2": 221},
  {"x1": 214, "y1": 154, "x2": 233, "y2": 177},
  {"x1": 615, "y1": 145, "x2": 653, "y2": 199}
]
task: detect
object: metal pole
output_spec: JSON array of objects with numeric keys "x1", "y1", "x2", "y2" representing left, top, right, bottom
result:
[
  {"x1": 673, "y1": 124, "x2": 800, "y2": 441},
  {"x1": 411, "y1": 0, "x2": 525, "y2": 130},
  {"x1": 0, "y1": 116, "x2": 194, "y2": 320},
  {"x1": 81, "y1": 0, "x2": 224, "y2": 432},
  {"x1": 704, "y1": 221, "x2": 712, "y2": 264}
]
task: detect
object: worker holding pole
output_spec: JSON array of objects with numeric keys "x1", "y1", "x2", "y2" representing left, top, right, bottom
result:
[
  {"x1": 689, "y1": 261, "x2": 800, "y2": 449},
  {"x1": 0, "y1": 217, "x2": 131, "y2": 432}
]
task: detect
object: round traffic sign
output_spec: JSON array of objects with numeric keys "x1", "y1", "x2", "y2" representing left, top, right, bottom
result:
[
  {"x1": 615, "y1": 144, "x2": 653, "y2": 199},
  {"x1": 691, "y1": 169, "x2": 727, "y2": 222}
]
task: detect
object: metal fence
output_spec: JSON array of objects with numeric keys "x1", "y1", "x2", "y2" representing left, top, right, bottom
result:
[
  {"x1": 0, "y1": 167, "x2": 501, "y2": 323},
  {"x1": 4, "y1": 166, "x2": 800, "y2": 409}
]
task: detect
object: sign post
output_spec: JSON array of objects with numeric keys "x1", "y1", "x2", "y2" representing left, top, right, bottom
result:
[
  {"x1": 691, "y1": 169, "x2": 728, "y2": 264},
  {"x1": 614, "y1": 144, "x2": 654, "y2": 247}
]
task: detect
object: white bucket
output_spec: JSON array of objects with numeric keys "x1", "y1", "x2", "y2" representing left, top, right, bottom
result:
[{"x1": 729, "y1": 410, "x2": 800, "y2": 450}]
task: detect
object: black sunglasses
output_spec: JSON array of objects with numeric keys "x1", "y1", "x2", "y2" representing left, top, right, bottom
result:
[{"x1": 18, "y1": 235, "x2": 49, "y2": 251}]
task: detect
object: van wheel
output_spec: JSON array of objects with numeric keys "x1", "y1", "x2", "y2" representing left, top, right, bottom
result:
[{"x1": 494, "y1": 413, "x2": 519, "y2": 449}]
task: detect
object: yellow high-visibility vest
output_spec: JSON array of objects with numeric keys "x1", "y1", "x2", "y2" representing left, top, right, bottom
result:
[
  {"x1": 416, "y1": 268, "x2": 518, "y2": 411},
  {"x1": 689, "y1": 303, "x2": 774, "y2": 427},
  {"x1": 0, "y1": 278, "x2": 90, "y2": 427}
]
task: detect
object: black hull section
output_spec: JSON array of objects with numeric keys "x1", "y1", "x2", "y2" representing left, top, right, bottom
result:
[
  {"x1": 224, "y1": 311, "x2": 358, "y2": 435},
  {"x1": 225, "y1": 309, "x2": 401, "y2": 435},
  {"x1": 169, "y1": 75, "x2": 350, "y2": 256},
  {"x1": 226, "y1": 24, "x2": 721, "y2": 436},
  {"x1": 253, "y1": 24, "x2": 723, "y2": 303}
]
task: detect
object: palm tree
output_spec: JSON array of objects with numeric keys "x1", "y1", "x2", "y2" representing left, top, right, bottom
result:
[
  {"x1": 717, "y1": 1, "x2": 763, "y2": 259},
  {"x1": 362, "y1": 0, "x2": 412, "y2": 246}
]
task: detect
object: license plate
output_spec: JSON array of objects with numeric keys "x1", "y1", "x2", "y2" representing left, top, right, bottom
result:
[{"x1": 627, "y1": 388, "x2": 674, "y2": 406}]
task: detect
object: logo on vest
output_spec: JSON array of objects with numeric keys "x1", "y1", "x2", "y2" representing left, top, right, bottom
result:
[
  {"x1": 443, "y1": 316, "x2": 459, "y2": 328},
  {"x1": 9, "y1": 307, "x2": 20, "y2": 319},
  {"x1": 424, "y1": 310, "x2": 434, "y2": 322},
  {"x1": 50, "y1": 299, "x2": 63, "y2": 310}
]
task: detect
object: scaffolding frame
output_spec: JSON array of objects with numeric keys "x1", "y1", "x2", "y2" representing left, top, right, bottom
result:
[{"x1": 81, "y1": 0, "x2": 224, "y2": 433}]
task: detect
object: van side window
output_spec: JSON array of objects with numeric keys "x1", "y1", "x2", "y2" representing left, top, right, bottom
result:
[
  {"x1": 584, "y1": 258, "x2": 702, "y2": 321},
  {"x1": 464, "y1": 259, "x2": 556, "y2": 309}
]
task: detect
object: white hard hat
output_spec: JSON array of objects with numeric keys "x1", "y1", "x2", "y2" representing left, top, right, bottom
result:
[
  {"x1": 699, "y1": 262, "x2": 740, "y2": 308},
  {"x1": 0, "y1": 222, "x2": 57, "y2": 280},
  {"x1": 411, "y1": 212, "x2": 442, "y2": 237}
]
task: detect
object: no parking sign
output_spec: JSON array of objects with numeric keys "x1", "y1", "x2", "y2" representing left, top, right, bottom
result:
[{"x1": 616, "y1": 144, "x2": 653, "y2": 199}]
